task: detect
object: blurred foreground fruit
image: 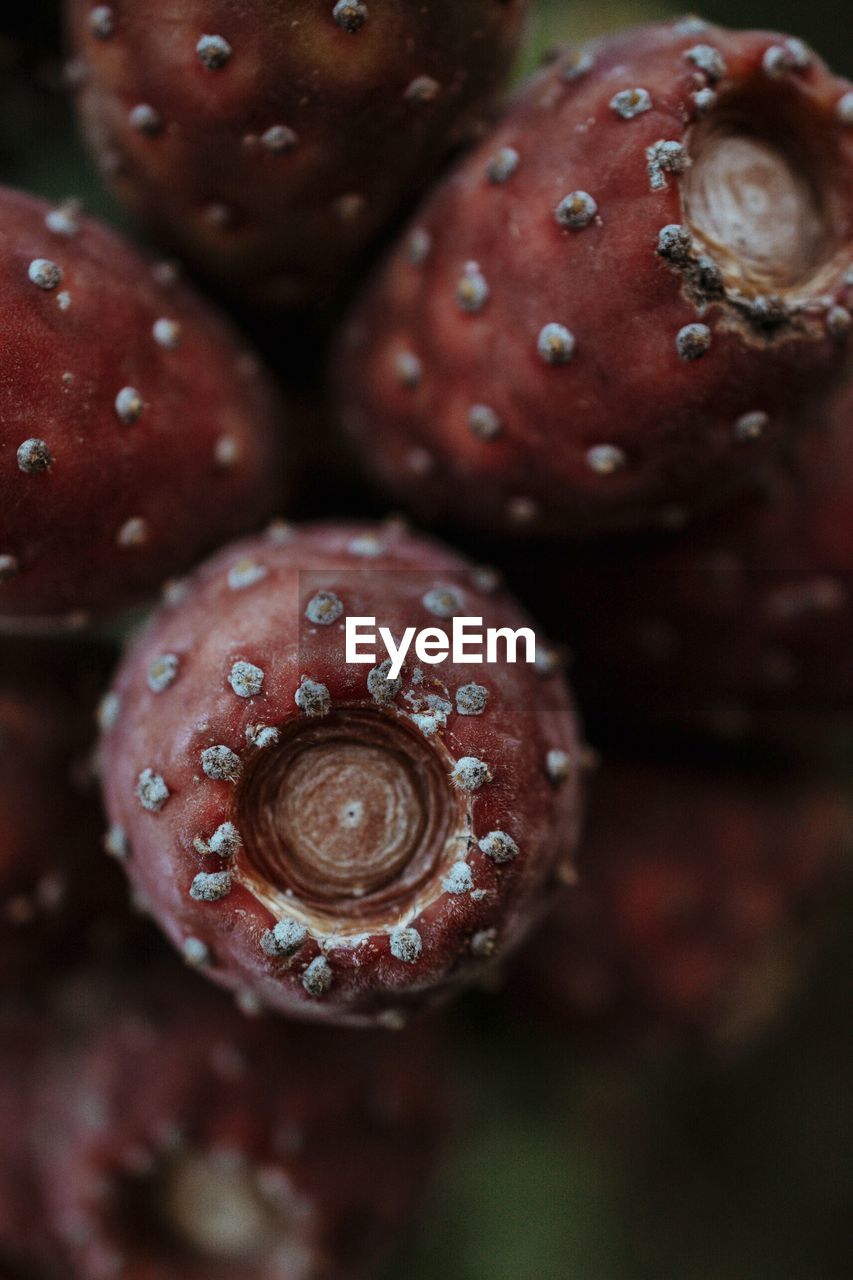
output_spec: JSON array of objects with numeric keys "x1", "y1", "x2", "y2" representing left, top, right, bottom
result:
[
  {"x1": 336, "y1": 18, "x2": 853, "y2": 537},
  {"x1": 99, "y1": 519, "x2": 584, "y2": 1026},
  {"x1": 0, "y1": 1006, "x2": 48, "y2": 1274},
  {"x1": 68, "y1": 0, "x2": 530, "y2": 308},
  {"x1": 526, "y1": 381, "x2": 853, "y2": 741},
  {"x1": 0, "y1": 185, "x2": 284, "y2": 628},
  {"x1": 32, "y1": 962, "x2": 449, "y2": 1279},
  {"x1": 0, "y1": 639, "x2": 131, "y2": 982},
  {"x1": 511, "y1": 758, "x2": 850, "y2": 1052}
]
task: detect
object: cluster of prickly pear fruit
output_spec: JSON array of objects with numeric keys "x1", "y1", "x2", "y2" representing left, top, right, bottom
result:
[{"x1": 1, "y1": 4, "x2": 852, "y2": 1276}]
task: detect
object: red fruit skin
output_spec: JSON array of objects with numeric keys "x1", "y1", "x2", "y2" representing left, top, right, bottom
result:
[
  {"x1": 510, "y1": 761, "x2": 851, "y2": 1052},
  {"x1": 99, "y1": 519, "x2": 584, "y2": 1027},
  {"x1": 335, "y1": 19, "x2": 853, "y2": 537},
  {"x1": 34, "y1": 963, "x2": 450, "y2": 1280},
  {"x1": 0, "y1": 640, "x2": 132, "y2": 983},
  {"x1": 67, "y1": 0, "x2": 530, "y2": 308},
  {"x1": 526, "y1": 380, "x2": 853, "y2": 741},
  {"x1": 0, "y1": 185, "x2": 285, "y2": 627}
]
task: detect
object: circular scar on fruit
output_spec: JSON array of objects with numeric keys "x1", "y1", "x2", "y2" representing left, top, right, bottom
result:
[
  {"x1": 238, "y1": 709, "x2": 460, "y2": 925},
  {"x1": 683, "y1": 89, "x2": 841, "y2": 296}
]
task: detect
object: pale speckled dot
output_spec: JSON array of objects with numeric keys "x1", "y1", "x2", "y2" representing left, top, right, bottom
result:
[
  {"x1": 115, "y1": 386, "x2": 143, "y2": 424},
  {"x1": 197, "y1": 34, "x2": 232, "y2": 69},
  {"x1": 227, "y1": 559, "x2": 267, "y2": 590},
  {"x1": 214, "y1": 435, "x2": 240, "y2": 467},
  {"x1": 684, "y1": 44, "x2": 727, "y2": 81},
  {"x1": 555, "y1": 191, "x2": 597, "y2": 230},
  {"x1": 230, "y1": 660, "x2": 264, "y2": 698},
  {"x1": 57, "y1": 291, "x2": 72, "y2": 312},
  {"x1": 442, "y1": 862, "x2": 474, "y2": 894},
  {"x1": 368, "y1": 659, "x2": 402, "y2": 703},
  {"x1": 561, "y1": 49, "x2": 594, "y2": 82},
  {"x1": 129, "y1": 103, "x2": 162, "y2": 134},
  {"x1": 305, "y1": 591, "x2": 343, "y2": 625},
  {"x1": 676, "y1": 323, "x2": 712, "y2": 360},
  {"x1": 762, "y1": 38, "x2": 811, "y2": 77},
  {"x1": 610, "y1": 88, "x2": 652, "y2": 119},
  {"x1": 261, "y1": 918, "x2": 307, "y2": 957},
  {"x1": 455, "y1": 683, "x2": 488, "y2": 716},
  {"x1": 586, "y1": 444, "x2": 626, "y2": 475},
  {"x1": 295, "y1": 677, "x2": 331, "y2": 717},
  {"x1": 136, "y1": 768, "x2": 170, "y2": 812},
  {"x1": 45, "y1": 200, "x2": 81, "y2": 237},
  {"x1": 837, "y1": 92, "x2": 853, "y2": 126},
  {"x1": 348, "y1": 533, "x2": 384, "y2": 557},
  {"x1": 394, "y1": 350, "x2": 423, "y2": 388},
  {"x1": 546, "y1": 749, "x2": 573, "y2": 783},
  {"x1": 104, "y1": 825, "x2": 129, "y2": 860},
  {"x1": 390, "y1": 926, "x2": 422, "y2": 963},
  {"x1": 734, "y1": 411, "x2": 769, "y2": 442},
  {"x1": 486, "y1": 147, "x2": 519, "y2": 184},
  {"x1": 89, "y1": 5, "x2": 114, "y2": 38},
  {"x1": 209, "y1": 822, "x2": 241, "y2": 858},
  {"x1": 147, "y1": 653, "x2": 179, "y2": 693},
  {"x1": 405, "y1": 76, "x2": 440, "y2": 104},
  {"x1": 537, "y1": 323, "x2": 575, "y2": 364},
  {"x1": 97, "y1": 691, "x2": 121, "y2": 732},
  {"x1": 28, "y1": 258, "x2": 62, "y2": 290},
  {"x1": 478, "y1": 831, "x2": 519, "y2": 864},
  {"x1": 201, "y1": 745, "x2": 242, "y2": 782},
  {"x1": 407, "y1": 227, "x2": 432, "y2": 265},
  {"x1": 152, "y1": 317, "x2": 181, "y2": 349},
  {"x1": 456, "y1": 262, "x2": 489, "y2": 313},
  {"x1": 692, "y1": 87, "x2": 717, "y2": 115},
  {"x1": 468, "y1": 404, "x2": 501, "y2": 440},
  {"x1": 333, "y1": 0, "x2": 368, "y2": 33},
  {"x1": 183, "y1": 937, "x2": 211, "y2": 966},
  {"x1": 657, "y1": 223, "x2": 693, "y2": 262},
  {"x1": 190, "y1": 871, "x2": 232, "y2": 902},
  {"x1": 827, "y1": 306, "x2": 851, "y2": 337},
  {"x1": 302, "y1": 955, "x2": 332, "y2": 996},
  {"x1": 470, "y1": 928, "x2": 497, "y2": 958},
  {"x1": 647, "y1": 141, "x2": 689, "y2": 191},
  {"x1": 450, "y1": 756, "x2": 492, "y2": 792},
  {"x1": 17, "y1": 439, "x2": 52, "y2": 474},
  {"x1": 117, "y1": 517, "x2": 148, "y2": 548},
  {"x1": 422, "y1": 585, "x2": 464, "y2": 617},
  {"x1": 261, "y1": 124, "x2": 297, "y2": 152},
  {"x1": 0, "y1": 555, "x2": 18, "y2": 584},
  {"x1": 246, "y1": 724, "x2": 280, "y2": 749}
]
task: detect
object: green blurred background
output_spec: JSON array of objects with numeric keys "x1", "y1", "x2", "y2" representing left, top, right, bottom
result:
[{"x1": 1, "y1": 3, "x2": 850, "y2": 1277}]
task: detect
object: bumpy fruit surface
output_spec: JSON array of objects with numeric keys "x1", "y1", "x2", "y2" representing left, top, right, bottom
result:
[
  {"x1": 336, "y1": 18, "x2": 853, "y2": 536},
  {"x1": 0, "y1": 640, "x2": 129, "y2": 982},
  {"x1": 511, "y1": 760, "x2": 850, "y2": 1050},
  {"x1": 68, "y1": 0, "x2": 530, "y2": 308},
  {"x1": 100, "y1": 519, "x2": 584, "y2": 1026},
  {"x1": 34, "y1": 961, "x2": 449, "y2": 1280},
  {"x1": 0, "y1": 185, "x2": 283, "y2": 627},
  {"x1": 529, "y1": 380, "x2": 853, "y2": 740}
]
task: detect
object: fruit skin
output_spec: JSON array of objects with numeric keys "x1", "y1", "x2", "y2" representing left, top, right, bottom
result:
[
  {"x1": 525, "y1": 380, "x2": 853, "y2": 741},
  {"x1": 0, "y1": 638, "x2": 132, "y2": 983},
  {"x1": 68, "y1": 0, "x2": 530, "y2": 308},
  {"x1": 33, "y1": 961, "x2": 450, "y2": 1280},
  {"x1": 0, "y1": 185, "x2": 284, "y2": 627},
  {"x1": 99, "y1": 519, "x2": 584, "y2": 1027},
  {"x1": 335, "y1": 18, "x2": 853, "y2": 537},
  {"x1": 510, "y1": 759, "x2": 850, "y2": 1052}
]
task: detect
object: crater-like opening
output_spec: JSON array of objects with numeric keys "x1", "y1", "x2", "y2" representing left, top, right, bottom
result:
[
  {"x1": 236, "y1": 708, "x2": 456, "y2": 920},
  {"x1": 682, "y1": 85, "x2": 840, "y2": 296}
]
